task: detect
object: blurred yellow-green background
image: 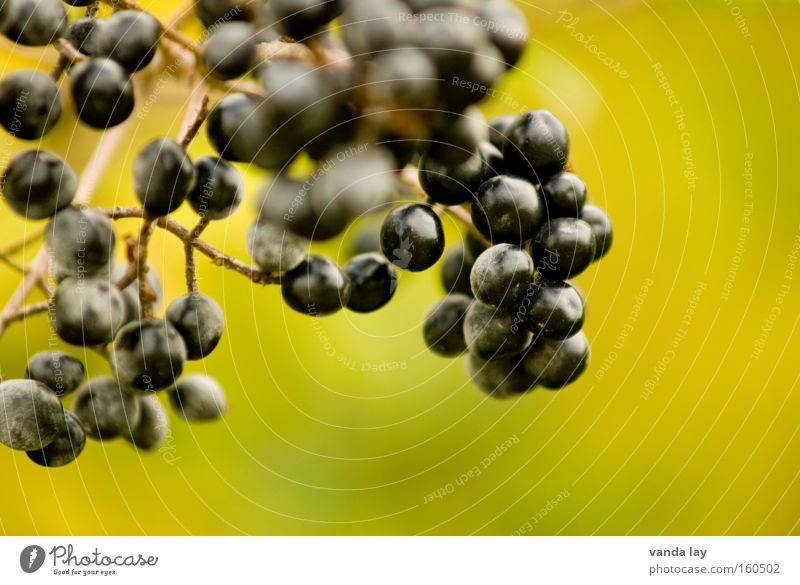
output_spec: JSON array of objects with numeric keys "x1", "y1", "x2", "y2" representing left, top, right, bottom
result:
[{"x1": 1, "y1": 0, "x2": 799, "y2": 535}]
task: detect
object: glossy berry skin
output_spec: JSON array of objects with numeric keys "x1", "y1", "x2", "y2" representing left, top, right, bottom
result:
[
  {"x1": 281, "y1": 254, "x2": 352, "y2": 316},
  {"x1": 0, "y1": 70, "x2": 62, "y2": 139},
  {"x1": 426, "y1": 109, "x2": 486, "y2": 166},
  {"x1": 53, "y1": 277, "x2": 125, "y2": 346},
  {"x1": 27, "y1": 410, "x2": 85, "y2": 467},
  {"x1": 170, "y1": 375, "x2": 227, "y2": 422},
  {"x1": 195, "y1": 0, "x2": 252, "y2": 29},
  {"x1": 188, "y1": 156, "x2": 243, "y2": 220},
  {"x1": 532, "y1": 218, "x2": 596, "y2": 280},
  {"x1": 72, "y1": 376, "x2": 141, "y2": 440},
  {"x1": 70, "y1": 58, "x2": 135, "y2": 129},
  {"x1": 26, "y1": 351, "x2": 85, "y2": 397},
  {"x1": 488, "y1": 114, "x2": 515, "y2": 150},
  {"x1": 479, "y1": 141, "x2": 505, "y2": 176},
  {"x1": 96, "y1": 10, "x2": 161, "y2": 72},
  {"x1": 270, "y1": 0, "x2": 341, "y2": 39},
  {"x1": 343, "y1": 253, "x2": 398, "y2": 313},
  {"x1": 47, "y1": 207, "x2": 115, "y2": 278},
  {"x1": 122, "y1": 395, "x2": 168, "y2": 451},
  {"x1": 441, "y1": 244, "x2": 474, "y2": 297},
  {"x1": 203, "y1": 22, "x2": 257, "y2": 80},
  {"x1": 472, "y1": 175, "x2": 545, "y2": 245},
  {"x1": 581, "y1": 203, "x2": 613, "y2": 260},
  {"x1": 4, "y1": 0, "x2": 67, "y2": 46},
  {"x1": 112, "y1": 320, "x2": 187, "y2": 392},
  {"x1": 470, "y1": 244, "x2": 535, "y2": 307},
  {"x1": 166, "y1": 293, "x2": 225, "y2": 361},
  {"x1": 0, "y1": 379, "x2": 65, "y2": 451},
  {"x1": 542, "y1": 172, "x2": 587, "y2": 218},
  {"x1": 206, "y1": 92, "x2": 266, "y2": 163},
  {"x1": 1, "y1": 150, "x2": 76, "y2": 219},
  {"x1": 466, "y1": 353, "x2": 535, "y2": 398},
  {"x1": 523, "y1": 331, "x2": 591, "y2": 389},
  {"x1": 464, "y1": 301, "x2": 532, "y2": 360},
  {"x1": 504, "y1": 110, "x2": 569, "y2": 182},
  {"x1": 523, "y1": 280, "x2": 585, "y2": 340},
  {"x1": 134, "y1": 138, "x2": 196, "y2": 216},
  {"x1": 423, "y1": 294, "x2": 471, "y2": 357},
  {"x1": 381, "y1": 204, "x2": 445, "y2": 272},
  {"x1": 247, "y1": 220, "x2": 307, "y2": 273},
  {"x1": 418, "y1": 148, "x2": 493, "y2": 206},
  {"x1": 66, "y1": 17, "x2": 104, "y2": 56}
]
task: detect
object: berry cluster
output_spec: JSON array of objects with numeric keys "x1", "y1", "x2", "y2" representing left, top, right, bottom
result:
[{"x1": 0, "y1": 0, "x2": 612, "y2": 468}]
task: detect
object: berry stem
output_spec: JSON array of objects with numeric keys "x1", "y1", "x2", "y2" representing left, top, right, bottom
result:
[
  {"x1": 184, "y1": 217, "x2": 210, "y2": 293},
  {"x1": 179, "y1": 88, "x2": 210, "y2": 149},
  {"x1": 102, "y1": 206, "x2": 280, "y2": 285},
  {"x1": 0, "y1": 300, "x2": 50, "y2": 334}
]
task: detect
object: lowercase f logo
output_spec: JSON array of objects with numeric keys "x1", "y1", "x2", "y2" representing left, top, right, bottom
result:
[{"x1": 20, "y1": 545, "x2": 45, "y2": 573}]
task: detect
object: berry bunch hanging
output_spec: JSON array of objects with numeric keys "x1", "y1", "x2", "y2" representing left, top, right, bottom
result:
[{"x1": 0, "y1": 0, "x2": 613, "y2": 468}]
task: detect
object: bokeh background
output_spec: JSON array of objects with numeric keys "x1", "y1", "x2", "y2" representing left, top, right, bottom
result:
[{"x1": 1, "y1": 0, "x2": 798, "y2": 535}]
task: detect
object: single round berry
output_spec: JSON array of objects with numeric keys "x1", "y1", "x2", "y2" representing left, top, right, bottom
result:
[
  {"x1": 364, "y1": 48, "x2": 438, "y2": 107},
  {"x1": 121, "y1": 395, "x2": 168, "y2": 451},
  {"x1": 477, "y1": 1, "x2": 529, "y2": 67},
  {"x1": 381, "y1": 204, "x2": 445, "y2": 272},
  {"x1": 532, "y1": 218, "x2": 596, "y2": 280},
  {"x1": 426, "y1": 108, "x2": 486, "y2": 166},
  {"x1": 166, "y1": 293, "x2": 225, "y2": 361},
  {"x1": 465, "y1": 353, "x2": 536, "y2": 398},
  {"x1": 504, "y1": 110, "x2": 569, "y2": 182},
  {"x1": 523, "y1": 331, "x2": 590, "y2": 389},
  {"x1": 281, "y1": 254, "x2": 351, "y2": 316},
  {"x1": 70, "y1": 58, "x2": 135, "y2": 129},
  {"x1": 0, "y1": 379, "x2": 65, "y2": 451},
  {"x1": 247, "y1": 220, "x2": 307, "y2": 273},
  {"x1": 464, "y1": 301, "x2": 532, "y2": 360},
  {"x1": 417, "y1": 7, "x2": 487, "y2": 75},
  {"x1": 4, "y1": 0, "x2": 67, "y2": 46},
  {"x1": 580, "y1": 203, "x2": 613, "y2": 260},
  {"x1": 343, "y1": 252, "x2": 398, "y2": 313},
  {"x1": 202, "y1": 22, "x2": 257, "y2": 80},
  {"x1": 418, "y1": 148, "x2": 493, "y2": 206},
  {"x1": 472, "y1": 175, "x2": 545, "y2": 244},
  {"x1": 270, "y1": 0, "x2": 341, "y2": 39},
  {"x1": 188, "y1": 156, "x2": 243, "y2": 220},
  {"x1": 53, "y1": 277, "x2": 125, "y2": 346},
  {"x1": 523, "y1": 280, "x2": 585, "y2": 340},
  {"x1": 72, "y1": 376, "x2": 141, "y2": 440},
  {"x1": 0, "y1": 69, "x2": 62, "y2": 139},
  {"x1": 470, "y1": 244, "x2": 535, "y2": 307},
  {"x1": 441, "y1": 244, "x2": 474, "y2": 296},
  {"x1": 27, "y1": 410, "x2": 85, "y2": 467},
  {"x1": 66, "y1": 17, "x2": 104, "y2": 56},
  {"x1": 488, "y1": 114, "x2": 516, "y2": 150},
  {"x1": 195, "y1": 0, "x2": 253, "y2": 28},
  {"x1": 26, "y1": 351, "x2": 85, "y2": 397},
  {"x1": 443, "y1": 41, "x2": 505, "y2": 110},
  {"x1": 542, "y1": 172, "x2": 587, "y2": 217},
  {"x1": 423, "y1": 294, "x2": 471, "y2": 357},
  {"x1": 133, "y1": 138, "x2": 196, "y2": 216},
  {"x1": 206, "y1": 92, "x2": 269, "y2": 163},
  {"x1": 1, "y1": 150, "x2": 76, "y2": 219},
  {"x1": 341, "y1": 1, "x2": 415, "y2": 57},
  {"x1": 96, "y1": 9, "x2": 161, "y2": 72},
  {"x1": 169, "y1": 374, "x2": 228, "y2": 422},
  {"x1": 47, "y1": 206, "x2": 116, "y2": 278},
  {"x1": 112, "y1": 320, "x2": 187, "y2": 392}
]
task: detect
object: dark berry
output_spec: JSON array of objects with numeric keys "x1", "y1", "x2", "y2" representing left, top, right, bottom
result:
[
  {"x1": 343, "y1": 252, "x2": 398, "y2": 313},
  {"x1": 0, "y1": 379, "x2": 65, "y2": 450},
  {"x1": 27, "y1": 410, "x2": 85, "y2": 467},
  {"x1": 188, "y1": 156, "x2": 243, "y2": 220},
  {"x1": 465, "y1": 353, "x2": 535, "y2": 398},
  {"x1": 472, "y1": 175, "x2": 545, "y2": 244},
  {"x1": 165, "y1": 293, "x2": 225, "y2": 360},
  {"x1": 504, "y1": 110, "x2": 569, "y2": 182},
  {"x1": 122, "y1": 395, "x2": 168, "y2": 451},
  {"x1": 523, "y1": 280, "x2": 585, "y2": 340},
  {"x1": 47, "y1": 206, "x2": 115, "y2": 278},
  {"x1": 96, "y1": 9, "x2": 161, "y2": 72},
  {"x1": 66, "y1": 17, "x2": 104, "y2": 56},
  {"x1": 70, "y1": 58, "x2": 135, "y2": 129},
  {"x1": 418, "y1": 148, "x2": 493, "y2": 206},
  {"x1": 523, "y1": 331, "x2": 590, "y2": 389},
  {"x1": 1, "y1": 150, "x2": 76, "y2": 219},
  {"x1": 169, "y1": 375, "x2": 227, "y2": 422},
  {"x1": 441, "y1": 244, "x2": 474, "y2": 296},
  {"x1": 532, "y1": 218, "x2": 596, "y2": 279},
  {"x1": 426, "y1": 108, "x2": 486, "y2": 166},
  {"x1": 464, "y1": 300, "x2": 532, "y2": 359},
  {"x1": 270, "y1": 0, "x2": 342, "y2": 39},
  {"x1": 133, "y1": 138, "x2": 196, "y2": 216},
  {"x1": 364, "y1": 48, "x2": 438, "y2": 107},
  {"x1": 281, "y1": 254, "x2": 351, "y2": 316},
  {"x1": 53, "y1": 277, "x2": 125, "y2": 346},
  {"x1": 488, "y1": 114, "x2": 515, "y2": 150},
  {"x1": 247, "y1": 220, "x2": 307, "y2": 273},
  {"x1": 477, "y1": 1, "x2": 529, "y2": 67},
  {"x1": 112, "y1": 320, "x2": 187, "y2": 392},
  {"x1": 4, "y1": 0, "x2": 67, "y2": 46},
  {"x1": 26, "y1": 351, "x2": 85, "y2": 397},
  {"x1": 470, "y1": 244, "x2": 534, "y2": 307},
  {"x1": 581, "y1": 203, "x2": 613, "y2": 260},
  {"x1": 423, "y1": 294, "x2": 471, "y2": 357},
  {"x1": 202, "y1": 22, "x2": 257, "y2": 80},
  {"x1": 381, "y1": 204, "x2": 445, "y2": 272},
  {"x1": 72, "y1": 376, "x2": 141, "y2": 440},
  {"x1": 0, "y1": 69, "x2": 62, "y2": 139},
  {"x1": 542, "y1": 172, "x2": 587, "y2": 217}
]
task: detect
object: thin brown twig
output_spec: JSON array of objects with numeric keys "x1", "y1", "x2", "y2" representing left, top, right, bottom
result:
[
  {"x1": 185, "y1": 217, "x2": 210, "y2": 293},
  {"x1": 179, "y1": 89, "x2": 210, "y2": 148},
  {"x1": 0, "y1": 301, "x2": 50, "y2": 333}
]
